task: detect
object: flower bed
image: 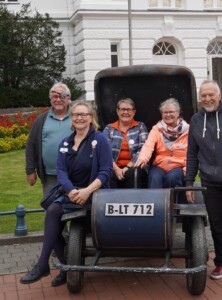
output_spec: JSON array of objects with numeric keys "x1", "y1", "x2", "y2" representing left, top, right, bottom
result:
[{"x1": 0, "y1": 108, "x2": 49, "y2": 153}]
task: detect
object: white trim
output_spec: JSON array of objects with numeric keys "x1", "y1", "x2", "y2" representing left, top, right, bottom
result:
[{"x1": 208, "y1": 55, "x2": 213, "y2": 80}]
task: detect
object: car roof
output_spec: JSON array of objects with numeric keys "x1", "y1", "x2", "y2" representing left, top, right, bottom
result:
[{"x1": 94, "y1": 64, "x2": 197, "y2": 131}]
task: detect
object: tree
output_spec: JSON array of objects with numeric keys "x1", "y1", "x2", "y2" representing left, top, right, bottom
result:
[
  {"x1": 0, "y1": 4, "x2": 66, "y2": 89},
  {"x1": 62, "y1": 77, "x2": 86, "y2": 101},
  {"x1": 0, "y1": 4, "x2": 85, "y2": 108}
]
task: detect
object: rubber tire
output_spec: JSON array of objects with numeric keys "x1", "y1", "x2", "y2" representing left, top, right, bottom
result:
[
  {"x1": 185, "y1": 217, "x2": 207, "y2": 295},
  {"x1": 66, "y1": 219, "x2": 85, "y2": 293}
]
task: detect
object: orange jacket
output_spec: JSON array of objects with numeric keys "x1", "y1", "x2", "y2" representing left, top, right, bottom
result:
[{"x1": 138, "y1": 124, "x2": 189, "y2": 172}]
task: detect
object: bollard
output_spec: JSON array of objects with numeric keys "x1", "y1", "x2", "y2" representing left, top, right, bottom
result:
[{"x1": 15, "y1": 205, "x2": 28, "y2": 236}]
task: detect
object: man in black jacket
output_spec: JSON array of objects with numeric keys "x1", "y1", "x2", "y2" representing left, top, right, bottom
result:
[
  {"x1": 25, "y1": 82, "x2": 72, "y2": 196},
  {"x1": 186, "y1": 79, "x2": 222, "y2": 280}
]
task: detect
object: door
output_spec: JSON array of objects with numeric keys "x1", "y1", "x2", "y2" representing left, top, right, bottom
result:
[{"x1": 212, "y1": 57, "x2": 222, "y2": 92}]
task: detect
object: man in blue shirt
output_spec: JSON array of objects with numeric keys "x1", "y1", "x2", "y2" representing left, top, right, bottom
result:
[{"x1": 25, "y1": 82, "x2": 73, "y2": 196}]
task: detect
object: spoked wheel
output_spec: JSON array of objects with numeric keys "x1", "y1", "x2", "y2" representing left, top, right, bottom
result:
[
  {"x1": 67, "y1": 219, "x2": 85, "y2": 293},
  {"x1": 185, "y1": 216, "x2": 207, "y2": 295}
]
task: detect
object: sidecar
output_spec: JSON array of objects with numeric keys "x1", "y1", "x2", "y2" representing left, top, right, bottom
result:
[{"x1": 56, "y1": 64, "x2": 207, "y2": 296}]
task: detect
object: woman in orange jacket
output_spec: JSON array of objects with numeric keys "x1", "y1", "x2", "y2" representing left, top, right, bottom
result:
[{"x1": 134, "y1": 98, "x2": 189, "y2": 188}]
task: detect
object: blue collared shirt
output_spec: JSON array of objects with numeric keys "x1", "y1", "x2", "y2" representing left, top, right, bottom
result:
[{"x1": 42, "y1": 108, "x2": 72, "y2": 175}]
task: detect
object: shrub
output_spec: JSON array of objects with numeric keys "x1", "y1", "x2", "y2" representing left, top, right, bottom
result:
[
  {"x1": 0, "y1": 108, "x2": 48, "y2": 153},
  {"x1": 0, "y1": 78, "x2": 85, "y2": 108}
]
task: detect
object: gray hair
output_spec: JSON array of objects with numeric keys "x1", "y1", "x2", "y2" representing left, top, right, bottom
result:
[
  {"x1": 159, "y1": 98, "x2": 181, "y2": 114},
  {"x1": 199, "y1": 80, "x2": 221, "y2": 97},
  {"x1": 117, "y1": 98, "x2": 135, "y2": 110},
  {"x1": 49, "y1": 82, "x2": 71, "y2": 98}
]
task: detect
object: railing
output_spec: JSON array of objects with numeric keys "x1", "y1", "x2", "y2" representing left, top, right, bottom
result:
[{"x1": 0, "y1": 205, "x2": 44, "y2": 236}]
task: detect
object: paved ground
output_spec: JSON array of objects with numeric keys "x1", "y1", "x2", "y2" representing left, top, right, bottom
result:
[{"x1": 0, "y1": 225, "x2": 222, "y2": 300}]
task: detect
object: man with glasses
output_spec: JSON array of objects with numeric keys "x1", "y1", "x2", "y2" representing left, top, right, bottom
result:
[{"x1": 25, "y1": 82, "x2": 73, "y2": 196}]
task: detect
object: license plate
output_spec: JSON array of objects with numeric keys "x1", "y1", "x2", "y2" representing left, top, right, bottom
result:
[{"x1": 105, "y1": 203, "x2": 154, "y2": 216}]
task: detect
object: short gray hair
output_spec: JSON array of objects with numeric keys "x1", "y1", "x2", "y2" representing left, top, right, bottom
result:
[
  {"x1": 117, "y1": 98, "x2": 135, "y2": 109},
  {"x1": 199, "y1": 80, "x2": 221, "y2": 97},
  {"x1": 159, "y1": 98, "x2": 181, "y2": 114},
  {"x1": 49, "y1": 82, "x2": 71, "y2": 98}
]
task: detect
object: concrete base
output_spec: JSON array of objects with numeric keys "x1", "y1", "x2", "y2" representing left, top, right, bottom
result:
[{"x1": 0, "y1": 231, "x2": 43, "y2": 246}]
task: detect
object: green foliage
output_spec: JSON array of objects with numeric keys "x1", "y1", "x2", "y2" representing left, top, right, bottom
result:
[
  {"x1": 0, "y1": 4, "x2": 65, "y2": 89},
  {"x1": 0, "y1": 134, "x2": 28, "y2": 153},
  {"x1": 0, "y1": 79, "x2": 85, "y2": 108},
  {"x1": 62, "y1": 77, "x2": 86, "y2": 100},
  {"x1": 0, "y1": 124, "x2": 29, "y2": 138},
  {"x1": 0, "y1": 149, "x2": 44, "y2": 234},
  {"x1": 0, "y1": 4, "x2": 85, "y2": 108},
  {"x1": 0, "y1": 85, "x2": 51, "y2": 108}
]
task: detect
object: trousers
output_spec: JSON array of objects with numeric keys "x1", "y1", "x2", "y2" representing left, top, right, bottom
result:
[
  {"x1": 148, "y1": 166, "x2": 184, "y2": 188},
  {"x1": 203, "y1": 186, "x2": 222, "y2": 266}
]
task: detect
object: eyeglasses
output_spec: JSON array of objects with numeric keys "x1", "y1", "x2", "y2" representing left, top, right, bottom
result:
[
  {"x1": 118, "y1": 108, "x2": 135, "y2": 113},
  {"x1": 51, "y1": 91, "x2": 70, "y2": 100},
  {"x1": 71, "y1": 113, "x2": 91, "y2": 119},
  {"x1": 162, "y1": 111, "x2": 177, "y2": 115}
]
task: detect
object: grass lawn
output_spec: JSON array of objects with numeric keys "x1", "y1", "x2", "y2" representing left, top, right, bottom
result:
[
  {"x1": 0, "y1": 149, "x2": 45, "y2": 234},
  {"x1": 0, "y1": 149, "x2": 201, "y2": 235}
]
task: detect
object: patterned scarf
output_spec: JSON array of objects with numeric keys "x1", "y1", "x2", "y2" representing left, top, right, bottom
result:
[{"x1": 157, "y1": 118, "x2": 189, "y2": 141}]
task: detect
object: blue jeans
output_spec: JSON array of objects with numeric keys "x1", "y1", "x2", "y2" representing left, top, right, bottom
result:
[{"x1": 148, "y1": 166, "x2": 184, "y2": 188}]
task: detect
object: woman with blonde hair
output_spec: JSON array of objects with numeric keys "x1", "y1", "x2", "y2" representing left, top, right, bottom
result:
[{"x1": 20, "y1": 101, "x2": 113, "y2": 286}]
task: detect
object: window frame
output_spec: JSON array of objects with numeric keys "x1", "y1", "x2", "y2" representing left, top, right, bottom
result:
[
  {"x1": 110, "y1": 42, "x2": 119, "y2": 68},
  {"x1": 148, "y1": 0, "x2": 183, "y2": 8}
]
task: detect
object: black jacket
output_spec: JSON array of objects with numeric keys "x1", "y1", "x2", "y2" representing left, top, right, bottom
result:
[
  {"x1": 186, "y1": 101, "x2": 222, "y2": 186},
  {"x1": 25, "y1": 111, "x2": 48, "y2": 182}
]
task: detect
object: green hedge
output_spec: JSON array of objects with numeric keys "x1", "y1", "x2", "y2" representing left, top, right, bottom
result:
[{"x1": 0, "y1": 77, "x2": 85, "y2": 108}]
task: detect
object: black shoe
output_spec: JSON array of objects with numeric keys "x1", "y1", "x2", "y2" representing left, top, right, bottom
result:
[
  {"x1": 51, "y1": 271, "x2": 67, "y2": 287},
  {"x1": 20, "y1": 265, "x2": 50, "y2": 284}
]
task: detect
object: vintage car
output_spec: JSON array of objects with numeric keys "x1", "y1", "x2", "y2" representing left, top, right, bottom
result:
[{"x1": 56, "y1": 64, "x2": 207, "y2": 296}]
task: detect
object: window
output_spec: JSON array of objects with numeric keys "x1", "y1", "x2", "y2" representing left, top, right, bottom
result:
[
  {"x1": 204, "y1": 0, "x2": 222, "y2": 7},
  {"x1": 207, "y1": 40, "x2": 222, "y2": 92},
  {"x1": 163, "y1": 0, "x2": 171, "y2": 7},
  {"x1": 153, "y1": 42, "x2": 176, "y2": 55},
  {"x1": 111, "y1": 44, "x2": 119, "y2": 67},
  {"x1": 204, "y1": 0, "x2": 213, "y2": 7},
  {"x1": 149, "y1": 0, "x2": 158, "y2": 7},
  {"x1": 175, "y1": 0, "x2": 182, "y2": 7},
  {"x1": 148, "y1": 0, "x2": 182, "y2": 8},
  {"x1": 207, "y1": 41, "x2": 222, "y2": 54},
  {"x1": 152, "y1": 41, "x2": 178, "y2": 64}
]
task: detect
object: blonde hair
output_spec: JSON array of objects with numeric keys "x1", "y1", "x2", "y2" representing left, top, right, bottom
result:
[{"x1": 70, "y1": 100, "x2": 99, "y2": 130}]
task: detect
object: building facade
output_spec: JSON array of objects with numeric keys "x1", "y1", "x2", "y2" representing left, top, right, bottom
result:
[{"x1": 2, "y1": 0, "x2": 222, "y2": 100}]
